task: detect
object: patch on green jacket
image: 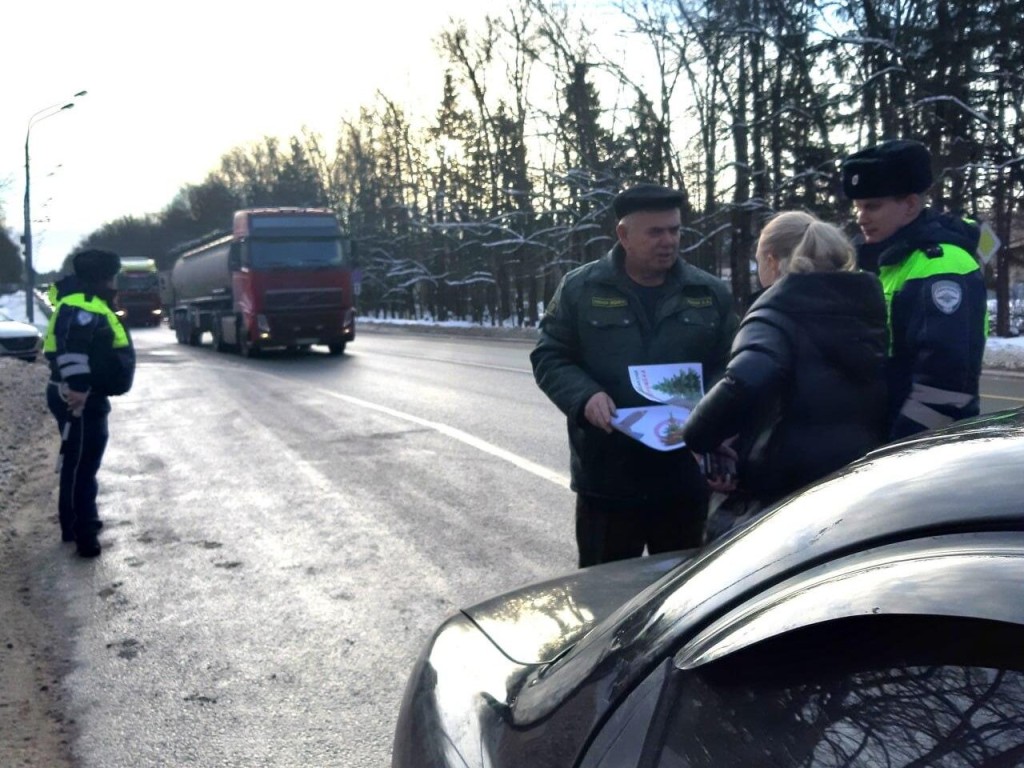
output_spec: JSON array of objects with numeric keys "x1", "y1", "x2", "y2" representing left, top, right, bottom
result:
[
  {"x1": 685, "y1": 296, "x2": 713, "y2": 308},
  {"x1": 591, "y1": 297, "x2": 628, "y2": 308}
]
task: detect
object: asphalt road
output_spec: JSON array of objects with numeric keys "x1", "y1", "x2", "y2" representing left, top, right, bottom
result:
[
  {"x1": 979, "y1": 369, "x2": 1024, "y2": 414},
  {"x1": 38, "y1": 326, "x2": 1024, "y2": 768},
  {"x1": 41, "y1": 326, "x2": 578, "y2": 768}
]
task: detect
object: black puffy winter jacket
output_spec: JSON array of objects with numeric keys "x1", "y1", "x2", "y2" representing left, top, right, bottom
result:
[{"x1": 682, "y1": 270, "x2": 888, "y2": 506}]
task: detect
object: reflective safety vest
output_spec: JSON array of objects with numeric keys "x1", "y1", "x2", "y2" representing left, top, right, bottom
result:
[
  {"x1": 879, "y1": 242, "x2": 986, "y2": 352},
  {"x1": 44, "y1": 292, "x2": 130, "y2": 352},
  {"x1": 879, "y1": 242, "x2": 986, "y2": 436}
]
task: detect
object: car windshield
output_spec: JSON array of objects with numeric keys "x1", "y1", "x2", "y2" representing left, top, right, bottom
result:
[
  {"x1": 654, "y1": 617, "x2": 1024, "y2": 768},
  {"x1": 0, "y1": 310, "x2": 12, "y2": 322}
]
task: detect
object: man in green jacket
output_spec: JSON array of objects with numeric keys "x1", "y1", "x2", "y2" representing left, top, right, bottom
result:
[{"x1": 531, "y1": 184, "x2": 738, "y2": 567}]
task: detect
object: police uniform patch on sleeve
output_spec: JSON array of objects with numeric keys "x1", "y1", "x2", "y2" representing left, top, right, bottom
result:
[
  {"x1": 931, "y1": 280, "x2": 963, "y2": 314},
  {"x1": 75, "y1": 309, "x2": 95, "y2": 325}
]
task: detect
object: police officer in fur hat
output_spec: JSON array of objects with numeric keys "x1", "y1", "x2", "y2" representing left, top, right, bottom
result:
[
  {"x1": 531, "y1": 183, "x2": 738, "y2": 567},
  {"x1": 841, "y1": 139, "x2": 986, "y2": 439},
  {"x1": 44, "y1": 249, "x2": 136, "y2": 557}
]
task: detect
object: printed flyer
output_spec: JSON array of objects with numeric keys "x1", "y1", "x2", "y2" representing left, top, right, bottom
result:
[{"x1": 610, "y1": 363, "x2": 704, "y2": 452}]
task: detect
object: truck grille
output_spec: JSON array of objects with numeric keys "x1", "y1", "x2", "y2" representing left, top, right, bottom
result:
[{"x1": 263, "y1": 289, "x2": 345, "y2": 311}]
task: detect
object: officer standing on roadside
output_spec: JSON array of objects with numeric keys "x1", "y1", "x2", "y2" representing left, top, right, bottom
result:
[
  {"x1": 44, "y1": 249, "x2": 136, "y2": 557},
  {"x1": 841, "y1": 139, "x2": 986, "y2": 439},
  {"x1": 531, "y1": 183, "x2": 738, "y2": 567}
]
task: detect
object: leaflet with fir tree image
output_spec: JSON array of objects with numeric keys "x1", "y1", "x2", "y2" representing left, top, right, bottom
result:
[
  {"x1": 610, "y1": 363, "x2": 704, "y2": 451},
  {"x1": 628, "y1": 363, "x2": 703, "y2": 407}
]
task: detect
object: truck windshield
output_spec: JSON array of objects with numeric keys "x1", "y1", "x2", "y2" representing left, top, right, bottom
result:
[
  {"x1": 117, "y1": 273, "x2": 160, "y2": 291},
  {"x1": 249, "y1": 237, "x2": 344, "y2": 269}
]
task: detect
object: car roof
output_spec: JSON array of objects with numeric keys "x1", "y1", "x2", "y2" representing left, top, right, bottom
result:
[
  {"x1": 513, "y1": 408, "x2": 1024, "y2": 722},
  {"x1": 676, "y1": 531, "x2": 1024, "y2": 669}
]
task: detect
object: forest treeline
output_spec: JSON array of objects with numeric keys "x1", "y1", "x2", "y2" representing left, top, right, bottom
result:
[{"x1": 8, "y1": 0, "x2": 1024, "y2": 332}]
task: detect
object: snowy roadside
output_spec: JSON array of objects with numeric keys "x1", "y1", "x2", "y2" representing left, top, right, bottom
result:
[
  {"x1": 981, "y1": 335, "x2": 1024, "y2": 373},
  {"x1": 0, "y1": 354, "x2": 73, "y2": 766},
  {"x1": 5, "y1": 290, "x2": 1024, "y2": 370},
  {"x1": 358, "y1": 314, "x2": 1024, "y2": 372}
]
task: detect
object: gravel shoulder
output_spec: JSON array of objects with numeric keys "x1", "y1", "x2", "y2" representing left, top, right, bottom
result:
[{"x1": 0, "y1": 357, "x2": 74, "y2": 767}]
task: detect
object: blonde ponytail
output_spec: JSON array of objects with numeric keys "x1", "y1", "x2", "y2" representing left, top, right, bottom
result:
[{"x1": 760, "y1": 211, "x2": 855, "y2": 275}]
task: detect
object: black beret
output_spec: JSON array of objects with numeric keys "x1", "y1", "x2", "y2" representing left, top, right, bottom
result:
[
  {"x1": 841, "y1": 139, "x2": 933, "y2": 199},
  {"x1": 613, "y1": 183, "x2": 684, "y2": 219},
  {"x1": 73, "y1": 249, "x2": 122, "y2": 281}
]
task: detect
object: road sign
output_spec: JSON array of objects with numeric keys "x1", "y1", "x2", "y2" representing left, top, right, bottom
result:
[{"x1": 977, "y1": 221, "x2": 1001, "y2": 264}]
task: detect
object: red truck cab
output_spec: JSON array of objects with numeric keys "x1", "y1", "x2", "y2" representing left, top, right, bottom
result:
[{"x1": 170, "y1": 208, "x2": 356, "y2": 356}]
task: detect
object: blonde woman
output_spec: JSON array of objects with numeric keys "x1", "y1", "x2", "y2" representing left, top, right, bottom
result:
[{"x1": 682, "y1": 211, "x2": 887, "y2": 539}]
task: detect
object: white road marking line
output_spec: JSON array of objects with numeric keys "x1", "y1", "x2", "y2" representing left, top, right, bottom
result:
[
  {"x1": 208, "y1": 363, "x2": 572, "y2": 491},
  {"x1": 317, "y1": 388, "x2": 572, "y2": 490}
]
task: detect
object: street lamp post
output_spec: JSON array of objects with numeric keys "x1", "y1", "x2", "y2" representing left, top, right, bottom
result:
[{"x1": 23, "y1": 90, "x2": 87, "y2": 323}]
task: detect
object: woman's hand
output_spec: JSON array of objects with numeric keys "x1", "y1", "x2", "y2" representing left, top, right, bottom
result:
[{"x1": 701, "y1": 436, "x2": 739, "y2": 492}]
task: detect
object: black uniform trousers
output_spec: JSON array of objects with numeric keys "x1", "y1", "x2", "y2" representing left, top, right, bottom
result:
[
  {"x1": 47, "y1": 384, "x2": 109, "y2": 542},
  {"x1": 575, "y1": 488, "x2": 707, "y2": 568}
]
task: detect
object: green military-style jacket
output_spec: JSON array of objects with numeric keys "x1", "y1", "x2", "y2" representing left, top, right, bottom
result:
[{"x1": 531, "y1": 245, "x2": 738, "y2": 502}]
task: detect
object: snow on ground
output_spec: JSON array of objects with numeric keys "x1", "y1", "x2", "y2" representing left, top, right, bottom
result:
[
  {"x1": 981, "y1": 335, "x2": 1024, "y2": 371},
  {"x1": 4, "y1": 290, "x2": 1024, "y2": 371}
]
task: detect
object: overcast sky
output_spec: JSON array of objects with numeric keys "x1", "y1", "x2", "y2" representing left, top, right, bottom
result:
[{"x1": 1, "y1": 0, "x2": 533, "y2": 273}]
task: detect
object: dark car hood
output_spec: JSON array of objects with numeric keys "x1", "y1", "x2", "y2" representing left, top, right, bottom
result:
[
  {"x1": 463, "y1": 551, "x2": 687, "y2": 665},
  {"x1": 509, "y1": 408, "x2": 1024, "y2": 724},
  {"x1": 393, "y1": 409, "x2": 1024, "y2": 768}
]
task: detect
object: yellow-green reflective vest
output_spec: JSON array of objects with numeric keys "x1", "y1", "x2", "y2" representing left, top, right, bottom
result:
[{"x1": 43, "y1": 293, "x2": 130, "y2": 352}]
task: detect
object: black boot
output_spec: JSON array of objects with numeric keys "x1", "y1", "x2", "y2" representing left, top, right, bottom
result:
[
  {"x1": 76, "y1": 519, "x2": 102, "y2": 558},
  {"x1": 59, "y1": 511, "x2": 75, "y2": 542},
  {"x1": 76, "y1": 535, "x2": 102, "y2": 558}
]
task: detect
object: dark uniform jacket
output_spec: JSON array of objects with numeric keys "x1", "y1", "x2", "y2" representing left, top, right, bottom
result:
[
  {"x1": 44, "y1": 276, "x2": 136, "y2": 414},
  {"x1": 858, "y1": 209, "x2": 985, "y2": 438},
  {"x1": 682, "y1": 271, "x2": 888, "y2": 506},
  {"x1": 531, "y1": 245, "x2": 738, "y2": 502}
]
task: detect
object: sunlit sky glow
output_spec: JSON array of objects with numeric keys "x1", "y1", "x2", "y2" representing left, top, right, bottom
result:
[{"x1": 1, "y1": 0, "x2": 549, "y2": 273}]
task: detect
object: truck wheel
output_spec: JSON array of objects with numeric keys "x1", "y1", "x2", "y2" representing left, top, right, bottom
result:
[{"x1": 327, "y1": 341, "x2": 346, "y2": 356}]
